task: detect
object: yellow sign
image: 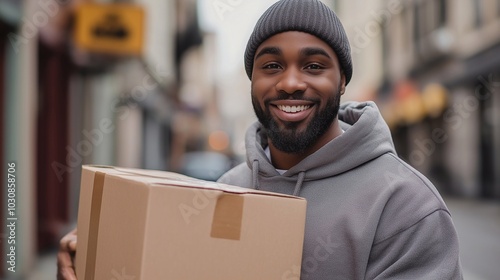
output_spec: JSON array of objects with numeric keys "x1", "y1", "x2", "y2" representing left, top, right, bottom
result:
[{"x1": 74, "y1": 3, "x2": 144, "y2": 55}]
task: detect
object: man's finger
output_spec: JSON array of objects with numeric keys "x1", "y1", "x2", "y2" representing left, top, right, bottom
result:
[
  {"x1": 59, "y1": 229, "x2": 77, "y2": 252},
  {"x1": 68, "y1": 239, "x2": 77, "y2": 251},
  {"x1": 57, "y1": 250, "x2": 77, "y2": 280},
  {"x1": 57, "y1": 267, "x2": 78, "y2": 280},
  {"x1": 57, "y1": 228, "x2": 78, "y2": 280}
]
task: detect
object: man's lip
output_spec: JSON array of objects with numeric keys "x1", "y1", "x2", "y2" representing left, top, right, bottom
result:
[
  {"x1": 269, "y1": 100, "x2": 315, "y2": 122},
  {"x1": 270, "y1": 100, "x2": 315, "y2": 106}
]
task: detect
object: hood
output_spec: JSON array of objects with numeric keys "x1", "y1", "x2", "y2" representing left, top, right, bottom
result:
[{"x1": 245, "y1": 101, "x2": 396, "y2": 185}]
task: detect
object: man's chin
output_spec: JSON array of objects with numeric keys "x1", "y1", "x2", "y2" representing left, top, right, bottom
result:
[
  {"x1": 268, "y1": 131, "x2": 309, "y2": 154},
  {"x1": 272, "y1": 118, "x2": 308, "y2": 131}
]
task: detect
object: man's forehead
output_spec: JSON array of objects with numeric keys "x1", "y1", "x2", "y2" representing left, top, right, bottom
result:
[{"x1": 255, "y1": 31, "x2": 338, "y2": 58}]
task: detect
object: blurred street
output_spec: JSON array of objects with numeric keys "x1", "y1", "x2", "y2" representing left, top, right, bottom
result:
[
  {"x1": 25, "y1": 196, "x2": 500, "y2": 280},
  {"x1": 446, "y1": 197, "x2": 500, "y2": 280}
]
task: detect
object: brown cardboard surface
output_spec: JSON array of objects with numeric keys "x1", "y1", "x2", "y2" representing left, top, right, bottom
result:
[{"x1": 75, "y1": 165, "x2": 306, "y2": 280}]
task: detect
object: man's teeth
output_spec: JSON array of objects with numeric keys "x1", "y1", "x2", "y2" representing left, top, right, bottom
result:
[{"x1": 277, "y1": 105, "x2": 311, "y2": 113}]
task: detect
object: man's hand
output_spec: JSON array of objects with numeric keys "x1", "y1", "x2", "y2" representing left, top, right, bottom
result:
[{"x1": 57, "y1": 228, "x2": 77, "y2": 280}]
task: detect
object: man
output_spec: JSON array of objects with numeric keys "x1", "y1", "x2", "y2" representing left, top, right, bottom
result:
[
  {"x1": 218, "y1": 0, "x2": 462, "y2": 279},
  {"x1": 58, "y1": 0, "x2": 463, "y2": 279}
]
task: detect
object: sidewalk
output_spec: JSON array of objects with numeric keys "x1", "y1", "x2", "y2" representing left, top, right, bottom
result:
[
  {"x1": 444, "y1": 197, "x2": 500, "y2": 280},
  {"x1": 27, "y1": 251, "x2": 57, "y2": 280}
]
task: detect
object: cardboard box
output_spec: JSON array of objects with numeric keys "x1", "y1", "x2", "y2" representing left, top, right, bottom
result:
[{"x1": 75, "y1": 165, "x2": 306, "y2": 280}]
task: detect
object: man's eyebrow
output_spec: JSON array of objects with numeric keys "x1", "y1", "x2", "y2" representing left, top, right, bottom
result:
[
  {"x1": 255, "y1": 47, "x2": 282, "y2": 60},
  {"x1": 300, "y1": 47, "x2": 331, "y2": 59}
]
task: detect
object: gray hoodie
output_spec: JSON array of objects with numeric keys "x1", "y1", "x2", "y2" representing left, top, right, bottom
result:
[{"x1": 218, "y1": 101, "x2": 463, "y2": 279}]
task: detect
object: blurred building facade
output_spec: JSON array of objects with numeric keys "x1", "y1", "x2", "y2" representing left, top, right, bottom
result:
[
  {"x1": 0, "y1": 0, "x2": 224, "y2": 277},
  {"x1": 370, "y1": 0, "x2": 500, "y2": 198},
  {"x1": 1, "y1": 0, "x2": 37, "y2": 277}
]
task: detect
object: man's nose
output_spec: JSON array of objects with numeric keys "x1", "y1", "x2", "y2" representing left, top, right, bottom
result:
[{"x1": 275, "y1": 67, "x2": 307, "y2": 94}]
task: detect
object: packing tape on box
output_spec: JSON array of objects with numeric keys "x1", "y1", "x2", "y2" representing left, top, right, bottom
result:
[
  {"x1": 86, "y1": 171, "x2": 106, "y2": 280},
  {"x1": 210, "y1": 193, "x2": 244, "y2": 240}
]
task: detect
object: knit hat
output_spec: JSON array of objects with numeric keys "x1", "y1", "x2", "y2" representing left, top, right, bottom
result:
[{"x1": 244, "y1": 0, "x2": 352, "y2": 84}]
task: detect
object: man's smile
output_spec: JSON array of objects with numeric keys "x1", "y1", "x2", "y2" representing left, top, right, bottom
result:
[
  {"x1": 270, "y1": 100, "x2": 315, "y2": 122},
  {"x1": 276, "y1": 104, "x2": 311, "y2": 113}
]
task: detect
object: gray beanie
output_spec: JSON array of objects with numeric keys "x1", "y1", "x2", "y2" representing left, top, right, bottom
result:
[{"x1": 244, "y1": 0, "x2": 352, "y2": 84}]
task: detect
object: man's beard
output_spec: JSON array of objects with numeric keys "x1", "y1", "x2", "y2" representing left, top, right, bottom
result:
[{"x1": 252, "y1": 86, "x2": 342, "y2": 154}]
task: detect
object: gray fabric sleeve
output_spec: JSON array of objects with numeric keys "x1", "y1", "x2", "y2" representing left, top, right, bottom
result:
[{"x1": 366, "y1": 209, "x2": 463, "y2": 280}]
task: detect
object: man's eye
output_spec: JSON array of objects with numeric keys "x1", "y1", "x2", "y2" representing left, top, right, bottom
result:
[
  {"x1": 305, "y1": 64, "x2": 323, "y2": 70},
  {"x1": 263, "y1": 63, "x2": 281, "y2": 69}
]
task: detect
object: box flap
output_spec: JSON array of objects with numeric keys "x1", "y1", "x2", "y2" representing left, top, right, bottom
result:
[{"x1": 84, "y1": 165, "x2": 304, "y2": 200}]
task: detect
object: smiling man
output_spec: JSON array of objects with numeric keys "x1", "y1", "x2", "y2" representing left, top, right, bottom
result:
[{"x1": 217, "y1": 0, "x2": 464, "y2": 279}]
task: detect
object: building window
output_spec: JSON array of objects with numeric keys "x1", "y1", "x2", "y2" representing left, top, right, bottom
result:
[
  {"x1": 401, "y1": 7, "x2": 410, "y2": 51},
  {"x1": 381, "y1": 20, "x2": 389, "y2": 76},
  {"x1": 414, "y1": 2, "x2": 421, "y2": 43},
  {"x1": 321, "y1": 0, "x2": 338, "y2": 12},
  {"x1": 474, "y1": 0, "x2": 483, "y2": 27},
  {"x1": 438, "y1": 0, "x2": 447, "y2": 27},
  {"x1": 412, "y1": 1, "x2": 424, "y2": 59},
  {"x1": 331, "y1": 0, "x2": 338, "y2": 12}
]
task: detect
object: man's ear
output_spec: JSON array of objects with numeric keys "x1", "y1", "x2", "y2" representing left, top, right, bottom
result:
[{"x1": 339, "y1": 72, "x2": 346, "y2": 95}]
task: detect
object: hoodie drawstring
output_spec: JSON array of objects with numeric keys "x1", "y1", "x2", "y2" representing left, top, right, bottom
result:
[
  {"x1": 252, "y1": 160, "x2": 260, "y2": 190},
  {"x1": 293, "y1": 171, "x2": 306, "y2": 196}
]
